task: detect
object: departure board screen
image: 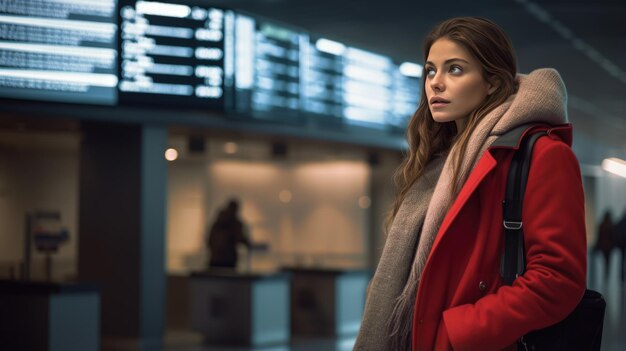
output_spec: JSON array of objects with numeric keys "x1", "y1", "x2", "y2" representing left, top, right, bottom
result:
[
  {"x1": 390, "y1": 67, "x2": 420, "y2": 129},
  {"x1": 341, "y1": 47, "x2": 394, "y2": 127},
  {"x1": 303, "y1": 37, "x2": 420, "y2": 130},
  {"x1": 234, "y1": 14, "x2": 303, "y2": 121},
  {"x1": 118, "y1": 0, "x2": 232, "y2": 109},
  {"x1": 0, "y1": 1, "x2": 417, "y2": 139},
  {"x1": 0, "y1": 0, "x2": 118, "y2": 105},
  {"x1": 302, "y1": 38, "x2": 343, "y2": 120}
]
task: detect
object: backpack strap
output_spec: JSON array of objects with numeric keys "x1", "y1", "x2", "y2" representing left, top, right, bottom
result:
[{"x1": 500, "y1": 130, "x2": 548, "y2": 285}]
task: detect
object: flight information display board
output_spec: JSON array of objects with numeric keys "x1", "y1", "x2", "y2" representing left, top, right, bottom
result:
[
  {"x1": 390, "y1": 67, "x2": 420, "y2": 129},
  {"x1": 302, "y1": 38, "x2": 420, "y2": 131},
  {"x1": 233, "y1": 17, "x2": 421, "y2": 129},
  {"x1": 118, "y1": 0, "x2": 232, "y2": 108},
  {"x1": 234, "y1": 13, "x2": 303, "y2": 121},
  {"x1": 302, "y1": 39, "x2": 344, "y2": 120},
  {"x1": 0, "y1": 1, "x2": 419, "y2": 136},
  {"x1": 341, "y1": 47, "x2": 394, "y2": 127},
  {"x1": 0, "y1": 0, "x2": 118, "y2": 105}
]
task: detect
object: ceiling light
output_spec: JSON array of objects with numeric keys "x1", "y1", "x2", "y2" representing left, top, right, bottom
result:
[
  {"x1": 224, "y1": 142, "x2": 238, "y2": 154},
  {"x1": 601, "y1": 157, "x2": 626, "y2": 178},
  {"x1": 358, "y1": 196, "x2": 371, "y2": 209},
  {"x1": 165, "y1": 148, "x2": 178, "y2": 161},
  {"x1": 279, "y1": 190, "x2": 292, "y2": 203}
]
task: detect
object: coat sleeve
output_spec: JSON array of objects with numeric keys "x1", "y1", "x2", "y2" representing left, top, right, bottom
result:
[{"x1": 442, "y1": 137, "x2": 587, "y2": 351}]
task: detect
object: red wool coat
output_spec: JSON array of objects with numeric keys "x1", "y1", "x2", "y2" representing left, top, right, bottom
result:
[{"x1": 412, "y1": 124, "x2": 587, "y2": 351}]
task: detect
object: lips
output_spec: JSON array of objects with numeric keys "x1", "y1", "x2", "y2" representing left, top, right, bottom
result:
[{"x1": 429, "y1": 97, "x2": 450, "y2": 108}]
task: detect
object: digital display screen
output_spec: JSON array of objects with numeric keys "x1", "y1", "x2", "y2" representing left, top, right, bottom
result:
[
  {"x1": 118, "y1": 0, "x2": 232, "y2": 108},
  {"x1": 0, "y1": 1, "x2": 418, "y2": 137},
  {"x1": 0, "y1": 0, "x2": 118, "y2": 105},
  {"x1": 304, "y1": 38, "x2": 420, "y2": 131},
  {"x1": 390, "y1": 68, "x2": 420, "y2": 129},
  {"x1": 302, "y1": 39, "x2": 343, "y2": 119},
  {"x1": 341, "y1": 47, "x2": 394, "y2": 127},
  {"x1": 234, "y1": 14, "x2": 303, "y2": 121}
]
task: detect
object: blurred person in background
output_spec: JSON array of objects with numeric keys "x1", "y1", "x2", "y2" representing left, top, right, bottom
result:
[
  {"x1": 594, "y1": 211, "x2": 615, "y2": 279},
  {"x1": 615, "y1": 209, "x2": 626, "y2": 282},
  {"x1": 206, "y1": 198, "x2": 250, "y2": 269}
]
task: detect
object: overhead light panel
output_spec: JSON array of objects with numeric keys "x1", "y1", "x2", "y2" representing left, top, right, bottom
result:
[{"x1": 601, "y1": 157, "x2": 626, "y2": 178}]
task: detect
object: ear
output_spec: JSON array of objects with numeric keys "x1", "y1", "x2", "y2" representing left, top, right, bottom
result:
[{"x1": 487, "y1": 77, "x2": 501, "y2": 95}]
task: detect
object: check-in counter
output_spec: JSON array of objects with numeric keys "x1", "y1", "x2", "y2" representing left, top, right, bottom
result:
[
  {"x1": 0, "y1": 280, "x2": 100, "y2": 351},
  {"x1": 284, "y1": 267, "x2": 369, "y2": 337},
  {"x1": 189, "y1": 270, "x2": 290, "y2": 346}
]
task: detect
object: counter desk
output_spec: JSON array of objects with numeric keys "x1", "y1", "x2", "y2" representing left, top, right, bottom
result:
[
  {"x1": 283, "y1": 267, "x2": 369, "y2": 337},
  {"x1": 0, "y1": 280, "x2": 100, "y2": 351},
  {"x1": 189, "y1": 270, "x2": 291, "y2": 347}
]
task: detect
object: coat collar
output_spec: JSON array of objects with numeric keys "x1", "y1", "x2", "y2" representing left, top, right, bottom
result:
[{"x1": 490, "y1": 123, "x2": 573, "y2": 149}]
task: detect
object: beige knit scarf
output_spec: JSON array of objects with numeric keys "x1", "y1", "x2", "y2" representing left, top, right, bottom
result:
[{"x1": 354, "y1": 68, "x2": 568, "y2": 351}]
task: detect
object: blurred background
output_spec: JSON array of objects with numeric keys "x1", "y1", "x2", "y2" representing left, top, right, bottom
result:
[{"x1": 0, "y1": 0, "x2": 625, "y2": 350}]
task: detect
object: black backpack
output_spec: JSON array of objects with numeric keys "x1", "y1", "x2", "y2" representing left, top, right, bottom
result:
[{"x1": 500, "y1": 128, "x2": 606, "y2": 351}]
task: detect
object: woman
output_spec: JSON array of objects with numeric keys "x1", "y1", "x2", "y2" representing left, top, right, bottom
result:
[{"x1": 354, "y1": 17, "x2": 586, "y2": 351}]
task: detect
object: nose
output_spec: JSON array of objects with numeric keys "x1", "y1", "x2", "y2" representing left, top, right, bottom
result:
[{"x1": 429, "y1": 72, "x2": 444, "y2": 92}]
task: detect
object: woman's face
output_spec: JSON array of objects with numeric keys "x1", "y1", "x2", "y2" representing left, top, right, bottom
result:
[{"x1": 424, "y1": 38, "x2": 495, "y2": 131}]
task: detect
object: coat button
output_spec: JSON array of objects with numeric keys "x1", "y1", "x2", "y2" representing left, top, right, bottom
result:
[
  {"x1": 478, "y1": 281, "x2": 487, "y2": 291},
  {"x1": 419, "y1": 319, "x2": 424, "y2": 324}
]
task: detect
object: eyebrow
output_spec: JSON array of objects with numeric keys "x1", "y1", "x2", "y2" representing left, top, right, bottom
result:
[{"x1": 425, "y1": 58, "x2": 470, "y2": 66}]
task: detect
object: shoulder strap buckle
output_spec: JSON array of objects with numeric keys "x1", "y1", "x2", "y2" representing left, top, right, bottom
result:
[{"x1": 503, "y1": 220, "x2": 522, "y2": 230}]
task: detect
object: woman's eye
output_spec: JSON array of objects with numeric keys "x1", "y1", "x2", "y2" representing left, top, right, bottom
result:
[
  {"x1": 426, "y1": 67, "x2": 435, "y2": 77},
  {"x1": 450, "y1": 65, "x2": 462, "y2": 74}
]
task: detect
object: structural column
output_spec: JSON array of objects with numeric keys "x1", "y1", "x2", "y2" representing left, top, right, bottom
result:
[{"x1": 78, "y1": 121, "x2": 167, "y2": 350}]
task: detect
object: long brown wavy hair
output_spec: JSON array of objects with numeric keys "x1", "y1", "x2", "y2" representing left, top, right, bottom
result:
[{"x1": 386, "y1": 17, "x2": 518, "y2": 231}]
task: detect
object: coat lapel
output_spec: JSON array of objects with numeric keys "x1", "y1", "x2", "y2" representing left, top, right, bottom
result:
[
  {"x1": 426, "y1": 123, "x2": 572, "y2": 258},
  {"x1": 429, "y1": 151, "x2": 498, "y2": 254}
]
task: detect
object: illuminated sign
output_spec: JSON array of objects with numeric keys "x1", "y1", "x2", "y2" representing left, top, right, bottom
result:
[
  {"x1": 0, "y1": 1, "x2": 419, "y2": 135},
  {"x1": 118, "y1": 0, "x2": 231, "y2": 108},
  {"x1": 302, "y1": 38, "x2": 344, "y2": 118},
  {"x1": 0, "y1": 0, "x2": 118, "y2": 105},
  {"x1": 304, "y1": 38, "x2": 420, "y2": 130},
  {"x1": 234, "y1": 14, "x2": 303, "y2": 121}
]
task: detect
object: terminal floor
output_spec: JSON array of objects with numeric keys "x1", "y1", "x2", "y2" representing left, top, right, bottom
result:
[
  {"x1": 164, "y1": 333, "x2": 355, "y2": 351},
  {"x1": 164, "y1": 251, "x2": 626, "y2": 351}
]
